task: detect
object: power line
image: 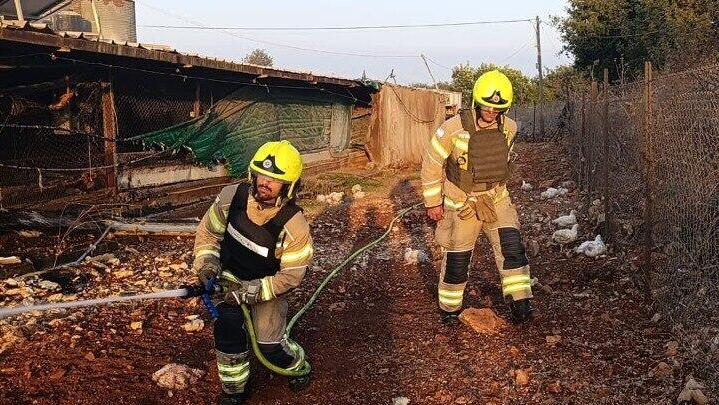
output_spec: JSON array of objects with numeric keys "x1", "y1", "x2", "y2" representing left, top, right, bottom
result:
[
  {"x1": 424, "y1": 55, "x2": 453, "y2": 71},
  {"x1": 136, "y1": 1, "x2": 419, "y2": 58},
  {"x1": 140, "y1": 18, "x2": 534, "y2": 31}
]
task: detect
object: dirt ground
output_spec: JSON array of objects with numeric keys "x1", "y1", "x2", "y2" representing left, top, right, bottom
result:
[{"x1": 0, "y1": 143, "x2": 693, "y2": 404}]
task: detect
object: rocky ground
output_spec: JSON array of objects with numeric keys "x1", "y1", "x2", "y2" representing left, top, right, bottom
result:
[{"x1": 0, "y1": 142, "x2": 710, "y2": 404}]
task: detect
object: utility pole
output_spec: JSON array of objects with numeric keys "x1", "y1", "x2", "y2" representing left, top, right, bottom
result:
[
  {"x1": 420, "y1": 54, "x2": 439, "y2": 90},
  {"x1": 535, "y1": 16, "x2": 545, "y2": 136}
]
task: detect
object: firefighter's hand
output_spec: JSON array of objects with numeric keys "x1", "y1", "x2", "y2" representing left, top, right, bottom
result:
[
  {"x1": 196, "y1": 260, "x2": 221, "y2": 288},
  {"x1": 427, "y1": 205, "x2": 444, "y2": 221},
  {"x1": 222, "y1": 279, "x2": 262, "y2": 306},
  {"x1": 457, "y1": 197, "x2": 478, "y2": 220}
]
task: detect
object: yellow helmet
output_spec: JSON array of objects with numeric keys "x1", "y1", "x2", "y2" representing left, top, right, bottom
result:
[
  {"x1": 248, "y1": 140, "x2": 303, "y2": 198},
  {"x1": 472, "y1": 70, "x2": 513, "y2": 110}
]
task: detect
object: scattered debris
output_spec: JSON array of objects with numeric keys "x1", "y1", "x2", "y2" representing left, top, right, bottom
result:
[
  {"x1": 650, "y1": 361, "x2": 672, "y2": 380},
  {"x1": 666, "y1": 341, "x2": 679, "y2": 357},
  {"x1": 546, "y1": 381, "x2": 562, "y2": 394},
  {"x1": 393, "y1": 396, "x2": 410, "y2": 405},
  {"x1": 351, "y1": 184, "x2": 366, "y2": 199},
  {"x1": 17, "y1": 230, "x2": 42, "y2": 237},
  {"x1": 552, "y1": 210, "x2": 577, "y2": 228},
  {"x1": 575, "y1": 235, "x2": 607, "y2": 257},
  {"x1": 0, "y1": 328, "x2": 25, "y2": 355},
  {"x1": 540, "y1": 187, "x2": 569, "y2": 199},
  {"x1": 37, "y1": 280, "x2": 61, "y2": 291},
  {"x1": 677, "y1": 376, "x2": 709, "y2": 404},
  {"x1": 552, "y1": 224, "x2": 579, "y2": 244},
  {"x1": 181, "y1": 319, "x2": 204, "y2": 332},
  {"x1": 560, "y1": 180, "x2": 576, "y2": 190},
  {"x1": 527, "y1": 239, "x2": 540, "y2": 257},
  {"x1": 130, "y1": 321, "x2": 143, "y2": 330},
  {"x1": 546, "y1": 335, "x2": 562, "y2": 346},
  {"x1": 514, "y1": 369, "x2": 530, "y2": 386},
  {"x1": 316, "y1": 191, "x2": 345, "y2": 205},
  {"x1": 0, "y1": 256, "x2": 22, "y2": 265},
  {"x1": 403, "y1": 248, "x2": 428, "y2": 265},
  {"x1": 521, "y1": 180, "x2": 533, "y2": 191},
  {"x1": 152, "y1": 363, "x2": 205, "y2": 390},
  {"x1": 458, "y1": 308, "x2": 507, "y2": 334}
]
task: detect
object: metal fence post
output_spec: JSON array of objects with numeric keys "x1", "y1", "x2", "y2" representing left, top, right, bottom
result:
[
  {"x1": 580, "y1": 92, "x2": 587, "y2": 189},
  {"x1": 642, "y1": 61, "x2": 654, "y2": 298}
]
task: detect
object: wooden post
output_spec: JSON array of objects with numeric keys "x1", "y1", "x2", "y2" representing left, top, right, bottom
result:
[
  {"x1": 642, "y1": 61, "x2": 654, "y2": 298},
  {"x1": 580, "y1": 92, "x2": 587, "y2": 189},
  {"x1": 193, "y1": 82, "x2": 201, "y2": 118},
  {"x1": 101, "y1": 78, "x2": 118, "y2": 193},
  {"x1": 602, "y1": 68, "x2": 611, "y2": 239},
  {"x1": 587, "y1": 80, "x2": 598, "y2": 197}
]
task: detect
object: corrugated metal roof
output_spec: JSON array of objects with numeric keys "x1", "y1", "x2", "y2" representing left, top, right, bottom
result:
[{"x1": 0, "y1": 20, "x2": 368, "y2": 88}]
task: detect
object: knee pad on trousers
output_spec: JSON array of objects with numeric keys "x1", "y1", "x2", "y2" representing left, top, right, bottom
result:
[
  {"x1": 258, "y1": 342, "x2": 294, "y2": 369},
  {"x1": 498, "y1": 227, "x2": 529, "y2": 269},
  {"x1": 443, "y1": 251, "x2": 472, "y2": 284},
  {"x1": 214, "y1": 303, "x2": 248, "y2": 354}
]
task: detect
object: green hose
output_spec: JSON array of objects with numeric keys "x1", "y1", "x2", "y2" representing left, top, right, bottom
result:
[{"x1": 240, "y1": 202, "x2": 423, "y2": 377}]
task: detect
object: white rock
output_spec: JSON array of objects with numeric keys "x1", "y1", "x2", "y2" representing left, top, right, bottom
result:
[
  {"x1": 393, "y1": 397, "x2": 410, "y2": 405},
  {"x1": 152, "y1": 363, "x2": 205, "y2": 390},
  {"x1": 351, "y1": 184, "x2": 363, "y2": 194},
  {"x1": 403, "y1": 248, "x2": 428, "y2": 265},
  {"x1": 353, "y1": 191, "x2": 366, "y2": 199},
  {"x1": 552, "y1": 210, "x2": 577, "y2": 228},
  {"x1": 316, "y1": 194, "x2": 327, "y2": 203},
  {"x1": 575, "y1": 235, "x2": 607, "y2": 257},
  {"x1": 0, "y1": 256, "x2": 21, "y2": 265},
  {"x1": 181, "y1": 319, "x2": 204, "y2": 332},
  {"x1": 521, "y1": 180, "x2": 533, "y2": 191},
  {"x1": 38, "y1": 280, "x2": 61, "y2": 291}
]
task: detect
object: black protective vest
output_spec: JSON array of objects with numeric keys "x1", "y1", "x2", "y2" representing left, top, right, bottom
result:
[
  {"x1": 219, "y1": 183, "x2": 301, "y2": 281},
  {"x1": 445, "y1": 109, "x2": 511, "y2": 192}
]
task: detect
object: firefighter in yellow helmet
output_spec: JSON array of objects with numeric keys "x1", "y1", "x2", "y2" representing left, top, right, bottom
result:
[
  {"x1": 420, "y1": 70, "x2": 533, "y2": 325},
  {"x1": 192, "y1": 140, "x2": 313, "y2": 404}
]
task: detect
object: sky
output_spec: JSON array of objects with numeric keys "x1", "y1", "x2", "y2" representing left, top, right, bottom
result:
[{"x1": 134, "y1": 0, "x2": 573, "y2": 84}]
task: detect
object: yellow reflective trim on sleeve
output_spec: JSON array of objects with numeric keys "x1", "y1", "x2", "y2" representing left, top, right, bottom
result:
[
  {"x1": 452, "y1": 138, "x2": 468, "y2": 152},
  {"x1": 220, "y1": 270, "x2": 240, "y2": 284},
  {"x1": 438, "y1": 296, "x2": 463, "y2": 306},
  {"x1": 281, "y1": 243, "x2": 313, "y2": 264},
  {"x1": 430, "y1": 136, "x2": 450, "y2": 159},
  {"x1": 260, "y1": 277, "x2": 274, "y2": 301},
  {"x1": 422, "y1": 184, "x2": 442, "y2": 199},
  {"x1": 194, "y1": 248, "x2": 220, "y2": 259},
  {"x1": 443, "y1": 196, "x2": 464, "y2": 210},
  {"x1": 207, "y1": 205, "x2": 226, "y2": 234},
  {"x1": 501, "y1": 274, "x2": 531, "y2": 287}
]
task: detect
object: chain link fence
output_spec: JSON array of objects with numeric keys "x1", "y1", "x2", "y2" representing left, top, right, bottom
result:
[
  {"x1": 510, "y1": 101, "x2": 570, "y2": 142},
  {"x1": 0, "y1": 83, "x2": 107, "y2": 209},
  {"x1": 562, "y1": 63, "x2": 719, "y2": 394}
]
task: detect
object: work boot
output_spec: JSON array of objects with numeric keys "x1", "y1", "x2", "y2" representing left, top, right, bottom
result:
[
  {"x1": 440, "y1": 310, "x2": 460, "y2": 325},
  {"x1": 218, "y1": 392, "x2": 248, "y2": 405},
  {"x1": 288, "y1": 369, "x2": 312, "y2": 392},
  {"x1": 509, "y1": 298, "x2": 533, "y2": 324}
]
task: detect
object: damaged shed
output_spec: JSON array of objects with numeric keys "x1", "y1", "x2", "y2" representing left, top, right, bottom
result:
[{"x1": 0, "y1": 21, "x2": 376, "y2": 213}]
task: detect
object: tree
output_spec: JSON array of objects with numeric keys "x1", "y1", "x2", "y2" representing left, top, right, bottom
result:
[
  {"x1": 242, "y1": 49, "x2": 273, "y2": 67},
  {"x1": 554, "y1": 0, "x2": 719, "y2": 80},
  {"x1": 448, "y1": 63, "x2": 537, "y2": 107},
  {"x1": 541, "y1": 65, "x2": 588, "y2": 101}
]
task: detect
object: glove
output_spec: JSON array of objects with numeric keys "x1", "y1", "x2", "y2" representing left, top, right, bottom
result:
[
  {"x1": 457, "y1": 195, "x2": 498, "y2": 223},
  {"x1": 220, "y1": 278, "x2": 262, "y2": 306},
  {"x1": 195, "y1": 260, "x2": 221, "y2": 287}
]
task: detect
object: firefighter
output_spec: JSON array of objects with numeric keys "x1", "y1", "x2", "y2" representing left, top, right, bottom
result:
[
  {"x1": 192, "y1": 140, "x2": 313, "y2": 404},
  {"x1": 420, "y1": 70, "x2": 533, "y2": 325}
]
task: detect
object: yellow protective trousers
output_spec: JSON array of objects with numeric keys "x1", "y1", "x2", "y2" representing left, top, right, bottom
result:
[{"x1": 435, "y1": 194, "x2": 532, "y2": 312}]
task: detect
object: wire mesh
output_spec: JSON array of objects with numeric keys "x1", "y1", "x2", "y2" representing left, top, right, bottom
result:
[{"x1": 561, "y1": 64, "x2": 719, "y2": 393}]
